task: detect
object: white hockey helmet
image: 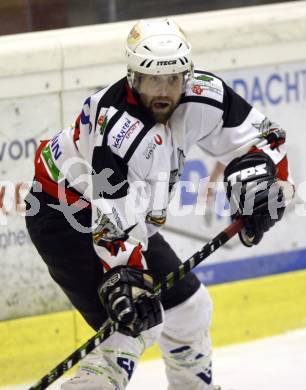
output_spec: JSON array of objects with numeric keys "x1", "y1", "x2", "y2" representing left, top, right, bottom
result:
[{"x1": 126, "y1": 19, "x2": 193, "y2": 88}]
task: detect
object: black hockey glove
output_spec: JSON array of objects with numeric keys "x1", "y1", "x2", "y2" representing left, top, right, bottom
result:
[
  {"x1": 224, "y1": 152, "x2": 285, "y2": 247},
  {"x1": 98, "y1": 266, "x2": 162, "y2": 337}
]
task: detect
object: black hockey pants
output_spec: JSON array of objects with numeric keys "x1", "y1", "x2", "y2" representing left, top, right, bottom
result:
[{"x1": 25, "y1": 188, "x2": 200, "y2": 331}]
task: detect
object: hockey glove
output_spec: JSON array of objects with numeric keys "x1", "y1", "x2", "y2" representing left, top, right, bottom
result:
[
  {"x1": 224, "y1": 152, "x2": 285, "y2": 247},
  {"x1": 98, "y1": 265, "x2": 162, "y2": 337}
]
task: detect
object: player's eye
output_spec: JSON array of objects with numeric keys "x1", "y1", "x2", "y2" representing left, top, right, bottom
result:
[{"x1": 168, "y1": 75, "x2": 180, "y2": 85}]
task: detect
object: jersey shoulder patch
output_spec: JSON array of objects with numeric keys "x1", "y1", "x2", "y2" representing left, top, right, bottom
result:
[
  {"x1": 108, "y1": 111, "x2": 145, "y2": 158},
  {"x1": 187, "y1": 71, "x2": 224, "y2": 103}
]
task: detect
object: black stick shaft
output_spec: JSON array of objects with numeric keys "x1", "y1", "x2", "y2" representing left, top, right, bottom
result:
[
  {"x1": 28, "y1": 218, "x2": 243, "y2": 390},
  {"x1": 28, "y1": 322, "x2": 119, "y2": 390},
  {"x1": 154, "y1": 218, "x2": 243, "y2": 293}
]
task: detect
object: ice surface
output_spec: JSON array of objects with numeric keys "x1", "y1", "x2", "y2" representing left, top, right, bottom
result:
[{"x1": 3, "y1": 328, "x2": 306, "y2": 390}]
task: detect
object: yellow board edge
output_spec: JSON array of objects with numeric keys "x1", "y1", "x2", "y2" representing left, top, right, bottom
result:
[{"x1": 1, "y1": 269, "x2": 306, "y2": 386}]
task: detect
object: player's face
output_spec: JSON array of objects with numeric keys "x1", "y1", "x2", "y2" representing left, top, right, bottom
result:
[{"x1": 136, "y1": 73, "x2": 184, "y2": 123}]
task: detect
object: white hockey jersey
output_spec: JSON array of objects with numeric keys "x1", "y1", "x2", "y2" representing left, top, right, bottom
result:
[{"x1": 34, "y1": 70, "x2": 291, "y2": 270}]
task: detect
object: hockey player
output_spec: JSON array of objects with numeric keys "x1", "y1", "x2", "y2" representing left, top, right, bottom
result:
[{"x1": 25, "y1": 19, "x2": 292, "y2": 389}]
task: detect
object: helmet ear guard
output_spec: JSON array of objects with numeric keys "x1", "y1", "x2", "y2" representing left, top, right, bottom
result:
[{"x1": 126, "y1": 19, "x2": 194, "y2": 90}]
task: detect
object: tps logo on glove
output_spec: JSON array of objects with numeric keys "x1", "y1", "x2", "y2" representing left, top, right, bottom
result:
[{"x1": 226, "y1": 163, "x2": 267, "y2": 184}]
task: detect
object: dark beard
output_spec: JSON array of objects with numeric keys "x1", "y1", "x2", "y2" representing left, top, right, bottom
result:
[{"x1": 150, "y1": 109, "x2": 172, "y2": 124}]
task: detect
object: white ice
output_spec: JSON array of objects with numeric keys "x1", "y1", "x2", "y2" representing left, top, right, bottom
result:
[{"x1": 4, "y1": 328, "x2": 306, "y2": 390}]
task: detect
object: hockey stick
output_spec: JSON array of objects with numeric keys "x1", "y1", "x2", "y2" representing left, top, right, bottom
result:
[{"x1": 28, "y1": 217, "x2": 243, "y2": 390}]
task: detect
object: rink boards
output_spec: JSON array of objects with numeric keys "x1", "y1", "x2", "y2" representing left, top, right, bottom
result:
[{"x1": 1, "y1": 268, "x2": 306, "y2": 387}]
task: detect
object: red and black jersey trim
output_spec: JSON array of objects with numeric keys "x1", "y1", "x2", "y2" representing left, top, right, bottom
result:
[
  {"x1": 91, "y1": 80, "x2": 155, "y2": 200},
  {"x1": 92, "y1": 100, "x2": 130, "y2": 200},
  {"x1": 181, "y1": 95, "x2": 224, "y2": 111},
  {"x1": 249, "y1": 145, "x2": 289, "y2": 182},
  {"x1": 221, "y1": 83, "x2": 252, "y2": 127},
  {"x1": 35, "y1": 140, "x2": 89, "y2": 205},
  {"x1": 92, "y1": 144, "x2": 129, "y2": 200},
  {"x1": 122, "y1": 103, "x2": 155, "y2": 163},
  {"x1": 92, "y1": 76, "x2": 155, "y2": 162},
  {"x1": 276, "y1": 155, "x2": 289, "y2": 181},
  {"x1": 94, "y1": 77, "x2": 127, "y2": 131}
]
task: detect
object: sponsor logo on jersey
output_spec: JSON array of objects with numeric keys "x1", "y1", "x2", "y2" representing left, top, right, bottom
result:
[
  {"x1": 196, "y1": 75, "x2": 214, "y2": 82},
  {"x1": 143, "y1": 134, "x2": 163, "y2": 159},
  {"x1": 192, "y1": 84, "x2": 204, "y2": 95},
  {"x1": 145, "y1": 209, "x2": 167, "y2": 226},
  {"x1": 154, "y1": 134, "x2": 163, "y2": 145},
  {"x1": 112, "y1": 118, "x2": 132, "y2": 148},
  {"x1": 93, "y1": 210, "x2": 137, "y2": 256},
  {"x1": 93, "y1": 210, "x2": 126, "y2": 244},
  {"x1": 194, "y1": 75, "x2": 223, "y2": 96},
  {"x1": 126, "y1": 121, "x2": 140, "y2": 139},
  {"x1": 41, "y1": 142, "x2": 63, "y2": 182},
  {"x1": 98, "y1": 115, "x2": 108, "y2": 135},
  {"x1": 50, "y1": 133, "x2": 62, "y2": 160},
  {"x1": 143, "y1": 141, "x2": 157, "y2": 159},
  {"x1": 112, "y1": 118, "x2": 141, "y2": 149},
  {"x1": 98, "y1": 115, "x2": 105, "y2": 126}
]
